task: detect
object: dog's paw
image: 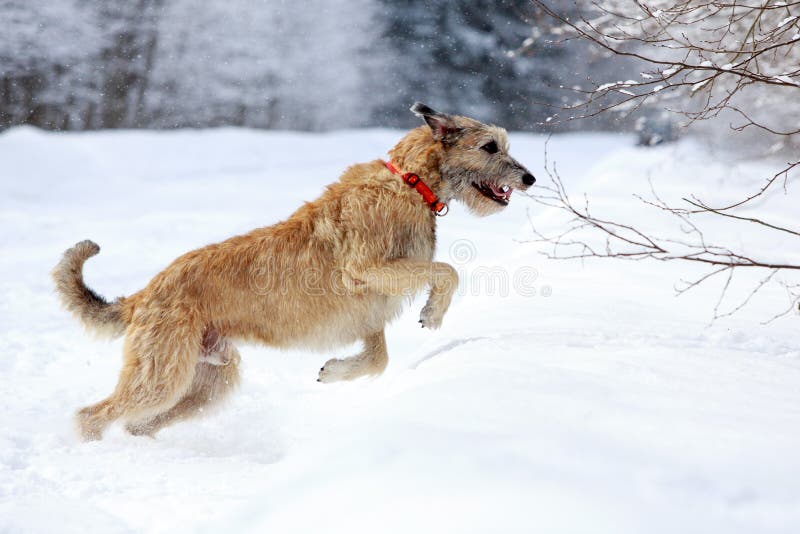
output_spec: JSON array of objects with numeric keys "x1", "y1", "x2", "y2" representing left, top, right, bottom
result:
[
  {"x1": 74, "y1": 409, "x2": 103, "y2": 442},
  {"x1": 419, "y1": 303, "x2": 444, "y2": 330},
  {"x1": 125, "y1": 422, "x2": 157, "y2": 438},
  {"x1": 317, "y1": 358, "x2": 350, "y2": 383}
]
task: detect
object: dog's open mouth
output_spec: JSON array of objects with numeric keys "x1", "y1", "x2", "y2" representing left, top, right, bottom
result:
[{"x1": 472, "y1": 182, "x2": 512, "y2": 205}]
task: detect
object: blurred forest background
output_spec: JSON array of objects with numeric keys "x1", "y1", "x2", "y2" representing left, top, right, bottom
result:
[{"x1": 0, "y1": 0, "x2": 627, "y2": 132}]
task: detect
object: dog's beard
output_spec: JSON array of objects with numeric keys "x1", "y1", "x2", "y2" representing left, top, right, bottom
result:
[{"x1": 444, "y1": 177, "x2": 510, "y2": 217}]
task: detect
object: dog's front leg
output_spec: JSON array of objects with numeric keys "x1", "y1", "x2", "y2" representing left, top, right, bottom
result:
[
  {"x1": 417, "y1": 262, "x2": 459, "y2": 329},
  {"x1": 356, "y1": 259, "x2": 459, "y2": 329},
  {"x1": 318, "y1": 330, "x2": 388, "y2": 383}
]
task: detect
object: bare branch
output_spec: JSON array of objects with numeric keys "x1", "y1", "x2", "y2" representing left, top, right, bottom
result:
[{"x1": 523, "y1": 1, "x2": 800, "y2": 321}]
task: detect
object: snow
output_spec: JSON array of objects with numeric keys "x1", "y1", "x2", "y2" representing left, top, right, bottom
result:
[
  {"x1": 774, "y1": 74, "x2": 798, "y2": 86},
  {"x1": 2, "y1": 2, "x2": 622, "y2": 132},
  {"x1": 691, "y1": 79, "x2": 711, "y2": 92},
  {"x1": 1, "y1": 127, "x2": 799, "y2": 533},
  {"x1": 596, "y1": 81, "x2": 622, "y2": 92},
  {"x1": 662, "y1": 65, "x2": 680, "y2": 77}
]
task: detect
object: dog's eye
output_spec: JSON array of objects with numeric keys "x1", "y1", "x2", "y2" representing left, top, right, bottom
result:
[{"x1": 481, "y1": 141, "x2": 498, "y2": 154}]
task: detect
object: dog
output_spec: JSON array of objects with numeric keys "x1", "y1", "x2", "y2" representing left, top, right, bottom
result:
[{"x1": 53, "y1": 103, "x2": 535, "y2": 440}]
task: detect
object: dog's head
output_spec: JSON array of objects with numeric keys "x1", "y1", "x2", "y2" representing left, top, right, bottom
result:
[{"x1": 410, "y1": 102, "x2": 535, "y2": 216}]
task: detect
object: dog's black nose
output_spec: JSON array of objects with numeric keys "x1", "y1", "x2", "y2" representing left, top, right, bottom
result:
[{"x1": 521, "y1": 173, "x2": 536, "y2": 186}]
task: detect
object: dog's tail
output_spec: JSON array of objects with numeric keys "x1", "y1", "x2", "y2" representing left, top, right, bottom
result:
[{"x1": 52, "y1": 240, "x2": 128, "y2": 339}]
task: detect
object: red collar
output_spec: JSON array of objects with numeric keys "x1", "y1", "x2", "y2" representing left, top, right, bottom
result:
[{"x1": 384, "y1": 161, "x2": 448, "y2": 216}]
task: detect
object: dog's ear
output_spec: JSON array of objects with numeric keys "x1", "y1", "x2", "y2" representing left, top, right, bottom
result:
[{"x1": 410, "y1": 102, "x2": 461, "y2": 143}]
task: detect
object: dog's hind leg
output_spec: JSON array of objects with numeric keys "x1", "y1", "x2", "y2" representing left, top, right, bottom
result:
[
  {"x1": 74, "y1": 319, "x2": 200, "y2": 441},
  {"x1": 318, "y1": 330, "x2": 388, "y2": 383},
  {"x1": 126, "y1": 344, "x2": 241, "y2": 437}
]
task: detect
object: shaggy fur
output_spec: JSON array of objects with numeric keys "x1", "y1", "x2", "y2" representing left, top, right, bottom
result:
[{"x1": 53, "y1": 103, "x2": 534, "y2": 440}]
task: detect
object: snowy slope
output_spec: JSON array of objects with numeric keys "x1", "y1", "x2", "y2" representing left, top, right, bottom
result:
[{"x1": 1, "y1": 127, "x2": 799, "y2": 534}]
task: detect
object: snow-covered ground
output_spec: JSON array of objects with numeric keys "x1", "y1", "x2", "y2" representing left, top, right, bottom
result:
[{"x1": 1, "y1": 127, "x2": 798, "y2": 533}]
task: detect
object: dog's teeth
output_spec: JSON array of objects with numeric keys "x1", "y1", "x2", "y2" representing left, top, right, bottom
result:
[{"x1": 500, "y1": 185, "x2": 510, "y2": 192}]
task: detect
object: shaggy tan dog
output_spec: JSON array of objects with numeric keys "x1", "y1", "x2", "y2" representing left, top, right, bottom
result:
[{"x1": 53, "y1": 103, "x2": 535, "y2": 440}]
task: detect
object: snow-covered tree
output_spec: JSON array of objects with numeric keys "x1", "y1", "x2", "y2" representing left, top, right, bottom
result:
[
  {"x1": 377, "y1": 0, "x2": 628, "y2": 130},
  {"x1": 377, "y1": 0, "x2": 550, "y2": 128},
  {"x1": 92, "y1": 0, "x2": 164, "y2": 128},
  {"x1": 144, "y1": 0, "x2": 384, "y2": 130},
  {"x1": 0, "y1": 0, "x2": 102, "y2": 128},
  {"x1": 529, "y1": 1, "x2": 800, "y2": 320},
  {"x1": 532, "y1": 0, "x2": 800, "y2": 147},
  {"x1": 1, "y1": 0, "x2": 628, "y2": 131},
  {"x1": 1, "y1": 0, "x2": 386, "y2": 130}
]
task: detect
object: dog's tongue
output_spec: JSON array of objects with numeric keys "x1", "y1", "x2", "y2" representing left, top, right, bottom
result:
[{"x1": 488, "y1": 183, "x2": 512, "y2": 201}]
